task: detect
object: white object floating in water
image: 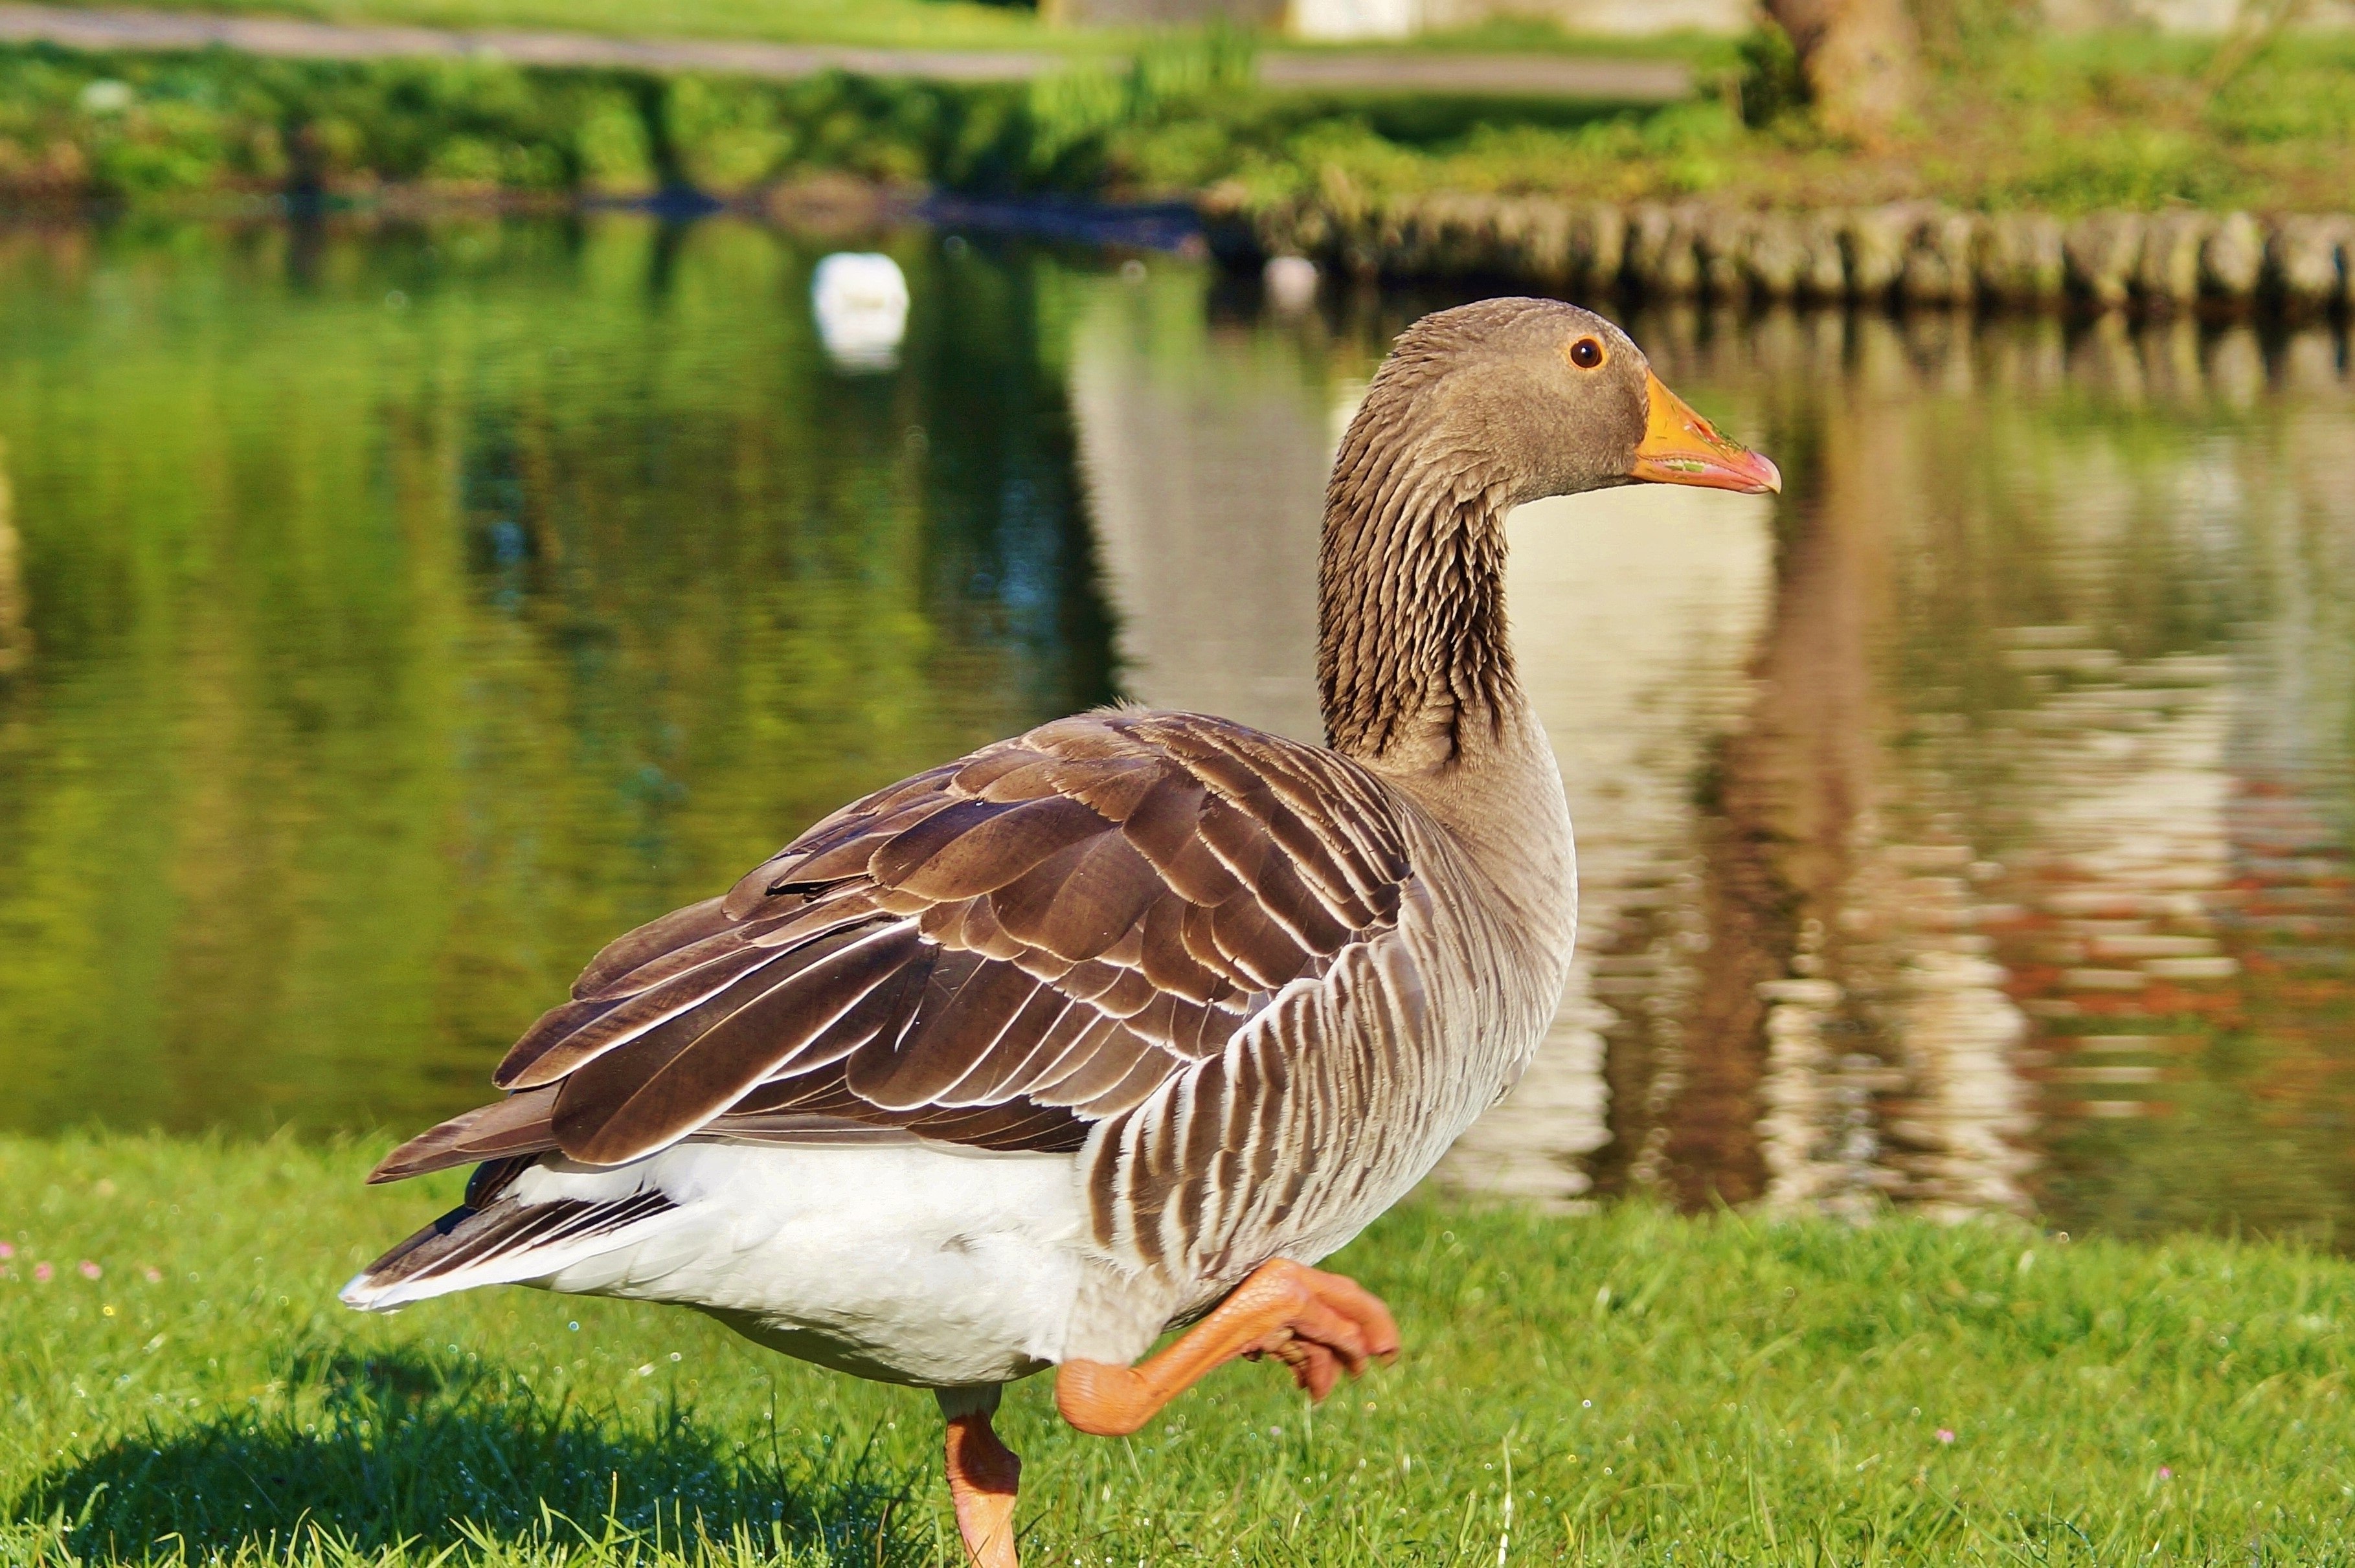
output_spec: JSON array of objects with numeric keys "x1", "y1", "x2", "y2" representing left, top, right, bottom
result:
[
  {"x1": 78, "y1": 79, "x2": 135, "y2": 114},
  {"x1": 1265, "y1": 254, "x2": 1319, "y2": 313},
  {"x1": 811, "y1": 252, "x2": 909, "y2": 372}
]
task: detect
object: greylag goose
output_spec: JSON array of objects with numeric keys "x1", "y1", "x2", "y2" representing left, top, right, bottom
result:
[{"x1": 342, "y1": 298, "x2": 1778, "y2": 1567}]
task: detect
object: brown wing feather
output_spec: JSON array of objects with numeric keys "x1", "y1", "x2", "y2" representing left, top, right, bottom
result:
[
  {"x1": 550, "y1": 921, "x2": 919, "y2": 1164},
  {"x1": 370, "y1": 711, "x2": 1423, "y2": 1183}
]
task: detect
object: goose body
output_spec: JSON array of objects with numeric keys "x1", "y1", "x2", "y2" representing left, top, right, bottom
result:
[
  {"x1": 344, "y1": 298, "x2": 1777, "y2": 1565},
  {"x1": 344, "y1": 708, "x2": 1573, "y2": 1383}
]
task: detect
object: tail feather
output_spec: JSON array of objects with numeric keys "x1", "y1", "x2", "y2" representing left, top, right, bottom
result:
[
  {"x1": 371, "y1": 1094, "x2": 929, "y2": 1187},
  {"x1": 368, "y1": 1088, "x2": 564, "y2": 1184},
  {"x1": 339, "y1": 1185, "x2": 677, "y2": 1312}
]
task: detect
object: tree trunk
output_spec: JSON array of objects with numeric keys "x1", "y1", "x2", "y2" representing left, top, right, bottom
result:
[{"x1": 1762, "y1": 0, "x2": 1919, "y2": 140}]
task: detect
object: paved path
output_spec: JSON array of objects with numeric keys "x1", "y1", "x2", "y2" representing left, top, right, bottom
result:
[
  {"x1": 0, "y1": 4, "x2": 1060, "y2": 82},
  {"x1": 0, "y1": 3, "x2": 1691, "y2": 99},
  {"x1": 1260, "y1": 50, "x2": 1685, "y2": 99}
]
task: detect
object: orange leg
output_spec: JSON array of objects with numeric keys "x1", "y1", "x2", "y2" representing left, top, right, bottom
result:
[
  {"x1": 1056, "y1": 1258, "x2": 1400, "y2": 1438},
  {"x1": 940, "y1": 1394, "x2": 1021, "y2": 1568}
]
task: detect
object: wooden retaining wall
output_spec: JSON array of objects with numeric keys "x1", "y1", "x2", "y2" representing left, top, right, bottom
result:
[{"x1": 1206, "y1": 192, "x2": 2355, "y2": 313}]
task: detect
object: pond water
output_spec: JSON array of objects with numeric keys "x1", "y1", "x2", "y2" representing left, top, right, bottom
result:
[{"x1": 2, "y1": 214, "x2": 2350, "y2": 1249}]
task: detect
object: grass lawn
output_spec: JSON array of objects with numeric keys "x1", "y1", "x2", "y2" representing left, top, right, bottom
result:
[
  {"x1": 1204, "y1": 29, "x2": 2355, "y2": 214},
  {"x1": 5, "y1": 1137, "x2": 2353, "y2": 1563}
]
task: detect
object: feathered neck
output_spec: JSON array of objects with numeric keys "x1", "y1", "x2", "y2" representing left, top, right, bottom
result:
[{"x1": 1315, "y1": 398, "x2": 1524, "y2": 772}]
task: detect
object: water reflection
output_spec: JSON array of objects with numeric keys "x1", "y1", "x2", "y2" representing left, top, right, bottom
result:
[
  {"x1": 1070, "y1": 276, "x2": 2355, "y2": 1243},
  {"x1": 0, "y1": 216, "x2": 1110, "y2": 1137},
  {"x1": 1, "y1": 216, "x2": 2351, "y2": 1248},
  {"x1": 1066, "y1": 269, "x2": 1331, "y2": 745},
  {"x1": 0, "y1": 440, "x2": 23, "y2": 680}
]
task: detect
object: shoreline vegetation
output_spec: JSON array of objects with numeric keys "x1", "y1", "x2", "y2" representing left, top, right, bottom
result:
[
  {"x1": 6, "y1": 43, "x2": 2349, "y2": 317},
  {"x1": 5, "y1": 1134, "x2": 2355, "y2": 1563},
  {"x1": 0, "y1": 20, "x2": 2350, "y2": 287}
]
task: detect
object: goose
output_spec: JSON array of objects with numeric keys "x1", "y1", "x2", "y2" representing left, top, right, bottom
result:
[{"x1": 342, "y1": 297, "x2": 1778, "y2": 1567}]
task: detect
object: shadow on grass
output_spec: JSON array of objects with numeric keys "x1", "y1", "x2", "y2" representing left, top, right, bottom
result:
[{"x1": 16, "y1": 1347, "x2": 936, "y2": 1563}]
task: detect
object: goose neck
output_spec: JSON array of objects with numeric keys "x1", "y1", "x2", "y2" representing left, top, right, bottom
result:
[
  {"x1": 1314, "y1": 427, "x2": 1576, "y2": 945},
  {"x1": 1315, "y1": 440, "x2": 1527, "y2": 777}
]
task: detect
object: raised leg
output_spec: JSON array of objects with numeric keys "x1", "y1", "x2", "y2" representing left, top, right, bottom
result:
[
  {"x1": 1056, "y1": 1257, "x2": 1400, "y2": 1438},
  {"x1": 936, "y1": 1385, "x2": 1020, "y2": 1568}
]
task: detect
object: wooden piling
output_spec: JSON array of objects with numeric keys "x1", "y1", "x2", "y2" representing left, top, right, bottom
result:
[{"x1": 1199, "y1": 185, "x2": 2354, "y2": 316}]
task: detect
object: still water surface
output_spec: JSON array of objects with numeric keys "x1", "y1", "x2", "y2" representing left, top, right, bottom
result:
[{"x1": 2, "y1": 216, "x2": 2350, "y2": 1248}]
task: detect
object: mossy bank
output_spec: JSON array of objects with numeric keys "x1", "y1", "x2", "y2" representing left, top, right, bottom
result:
[
  {"x1": 8, "y1": 39, "x2": 2347, "y2": 316},
  {"x1": 1215, "y1": 194, "x2": 2355, "y2": 315},
  {"x1": 6, "y1": 24, "x2": 2355, "y2": 225},
  {"x1": 0, "y1": 46, "x2": 1055, "y2": 202},
  {"x1": 4, "y1": 1134, "x2": 2355, "y2": 1564}
]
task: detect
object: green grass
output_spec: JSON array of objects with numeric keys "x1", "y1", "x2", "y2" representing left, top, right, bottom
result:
[
  {"x1": 9, "y1": 22, "x2": 2355, "y2": 214},
  {"x1": 1203, "y1": 28, "x2": 2355, "y2": 214},
  {"x1": 5, "y1": 1136, "x2": 2355, "y2": 1564}
]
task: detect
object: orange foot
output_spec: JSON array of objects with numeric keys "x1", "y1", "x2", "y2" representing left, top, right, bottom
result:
[
  {"x1": 1056, "y1": 1258, "x2": 1401, "y2": 1438},
  {"x1": 942, "y1": 1403, "x2": 1021, "y2": 1568}
]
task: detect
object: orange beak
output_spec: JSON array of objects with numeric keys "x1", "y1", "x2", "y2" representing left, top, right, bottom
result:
[{"x1": 1629, "y1": 370, "x2": 1781, "y2": 495}]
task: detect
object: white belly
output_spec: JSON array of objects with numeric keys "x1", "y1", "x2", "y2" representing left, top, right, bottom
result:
[{"x1": 519, "y1": 1142, "x2": 1092, "y2": 1388}]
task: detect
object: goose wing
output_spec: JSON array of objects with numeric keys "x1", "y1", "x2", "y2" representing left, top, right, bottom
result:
[{"x1": 372, "y1": 710, "x2": 1421, "y2": 1182}]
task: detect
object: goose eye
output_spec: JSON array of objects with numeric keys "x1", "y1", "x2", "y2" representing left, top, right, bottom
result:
[{"x1": 1569, "y1": 337, "x2": 1606, "y2": 370}]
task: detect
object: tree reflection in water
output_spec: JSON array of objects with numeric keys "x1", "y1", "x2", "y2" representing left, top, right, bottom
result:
[
  {"x1": 0, "y1": 217, "x2": 1112, "y2": 1138},
  {"x1": 0, "y1": 218, "x2": 2350, "y2": 1249},
  {"x1": 1079, "y1": 278, "x2": 2355, "y2": 1248}
]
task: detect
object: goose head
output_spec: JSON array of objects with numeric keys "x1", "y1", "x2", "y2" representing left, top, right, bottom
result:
[
  {"x1": 1319, "y1": 298, "x2": 1779, "y2": 767},
  {"x1": 1355, "y1": 297, "x2": 1781, "y2": 506}
]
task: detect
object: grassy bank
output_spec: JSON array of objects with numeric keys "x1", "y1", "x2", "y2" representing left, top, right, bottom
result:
[
  {"x1": 3, "y1": 23, "x2": 2354, "y2": 214},
  {"x1": 0, "y1": 48, "x2": 1041, "y2": 200},
  {"x1": 0, "y1": 37, "x2": 1292, "y2": 201},
  {"x1": 4, "y1": 1135, "x2": 2353, "y2": 1563},
  {"x1": 1209, "y1": 28, "x2": 2355, "y2": 215}
]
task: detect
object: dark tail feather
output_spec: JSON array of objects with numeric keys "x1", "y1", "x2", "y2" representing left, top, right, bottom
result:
[
  {"x1": 339, "y1": 1184, "x2": 677, "y2": 1312},
  {"x1": 368, "y1": 1087, "x2": 563, "y2": 1183}
]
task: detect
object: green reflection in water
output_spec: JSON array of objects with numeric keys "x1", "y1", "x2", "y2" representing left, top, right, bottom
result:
[
  {"x1": 3, "y1": 227, "x2": 2353, "y2": 1252},
  {"x1": 0, "y1": 216, "x2": 1112, "y2": 1137}
]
